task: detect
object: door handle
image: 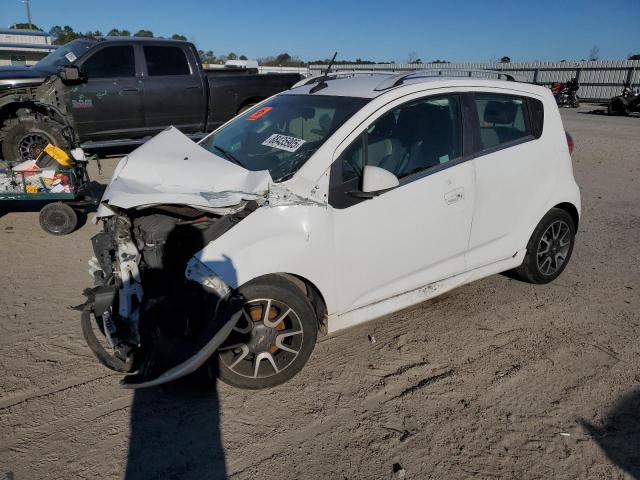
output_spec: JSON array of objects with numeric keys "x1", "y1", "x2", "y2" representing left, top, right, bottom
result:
[
  {"x1": 120, "y1": 87, "x2": 139, "y2": 93},
  {"x1": 185, "y1": 85, "x2": 201, "y2": 89},
  {"x1": 444, "y1": 187, "x2": 464, "y2": 204}
]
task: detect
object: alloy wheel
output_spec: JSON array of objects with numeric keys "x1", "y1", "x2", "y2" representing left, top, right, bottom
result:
[
  {"x1": 18, "y1": 132, "x2": 50, "y2": 160},
  {"x1": 218, "y1": 298, "x2": 304, "y2": 379},
  {"x1": 537, "y1": 220, "x2": 571, "y2": 276}
]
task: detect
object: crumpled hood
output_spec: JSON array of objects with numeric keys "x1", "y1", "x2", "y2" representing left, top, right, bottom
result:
[{"x1": 97, "y1": 127, "x2": 273, "y2": 217}]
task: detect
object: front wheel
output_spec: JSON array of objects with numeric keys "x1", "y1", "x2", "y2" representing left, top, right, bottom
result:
[
  {"x1": 512, "y1": 208, "x2": 576, "y2": 284},
  {"x1": 1, "y1": 117, "x2": 67, "y2": 161},
  {"x1": 216, "y1": 275, "x2": 318, "y2": 389}
]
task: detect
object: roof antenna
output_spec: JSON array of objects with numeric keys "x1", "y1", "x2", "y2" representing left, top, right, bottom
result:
[{"x1": 309, "y1": 51, "x2": 337, "y2": 94}]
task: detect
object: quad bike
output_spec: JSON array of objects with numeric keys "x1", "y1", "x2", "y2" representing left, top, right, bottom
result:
[{"x1": 607, "y1": 84, "x2": 640, "y2": 116}]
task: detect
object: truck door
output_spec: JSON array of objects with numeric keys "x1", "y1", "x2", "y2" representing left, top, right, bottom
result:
[
  {"x1": 72, "y1": 44, "x2": 146, "y2": 141},
  {"x1": 141, "y1": 44, "x2": 206, "y2": 135}
]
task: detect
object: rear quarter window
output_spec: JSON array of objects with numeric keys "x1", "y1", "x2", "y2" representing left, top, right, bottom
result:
[{"x1": 527, "y1": 97, "x2": 544, "y2": 138}]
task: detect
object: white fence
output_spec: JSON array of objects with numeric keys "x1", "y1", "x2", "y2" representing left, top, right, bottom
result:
[
  {"x1": 308, "y1": 60, "x2": 640, "y2": 100},
  {"x1": 258, "y1": 66, "x2": 308, "y2": 75}
]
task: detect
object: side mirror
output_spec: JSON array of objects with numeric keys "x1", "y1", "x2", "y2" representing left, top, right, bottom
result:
[
  {"x1": 349, "y1": 165, "x2": 399, "y2": 199},
  {"x1": 59, "y1": 65, "x2": 86, "y2": 83},
  {"x1": 362, "y1": 165, "x2": 399, "y2": 193}
]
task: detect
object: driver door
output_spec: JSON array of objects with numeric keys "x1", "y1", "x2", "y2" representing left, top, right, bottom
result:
[
  {"x1": 71, "y1": 44, "x2": 146, "y2": 141},
  {"x1": 329, "y1": 93, "x2": 475, "y2": 313}
]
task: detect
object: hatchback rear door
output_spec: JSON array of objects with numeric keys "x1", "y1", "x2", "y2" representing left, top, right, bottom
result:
[{"x1": 466, "y1": 92, "x2": 548, "y2": 270}]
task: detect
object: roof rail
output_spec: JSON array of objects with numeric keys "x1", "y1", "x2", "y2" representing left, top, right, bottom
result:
[
  {"x1": 291, "y1": 70, "x2": 396, "y2": 89},
  {"x1": 373, "y1": 69, "x2": 520, "y2": 91}
]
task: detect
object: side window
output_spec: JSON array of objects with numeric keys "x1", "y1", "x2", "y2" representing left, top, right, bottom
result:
[
  {"x1": 330, "y1": 95, "x2": 463, "y2": 209},
  {"x1": 336, "y1": 95, "x2": 462, "y2": 184},
  {"x1": 367, "y1": 95, "x2": 462, "y2": 179},
  {"x1": 528, "y1": 97, "x2": 544, "y2": 139},
  {"x1": 144, "y1": 46, "x2": 191, "y2": 76},
  {"x1": 474, "y1": 94, "x2": 531, "y2": 150},
  {"x1": 82, "y1": 46, "x2": 135, "y2": 78},
  {"x1": 340, "y1": 137, "x2": 364, "y2": 182}
]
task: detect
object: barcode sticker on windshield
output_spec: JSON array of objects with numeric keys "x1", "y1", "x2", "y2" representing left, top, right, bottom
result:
[
  {"x1": 65, "y1": 52, "x2": 77, "y2": 62},
  {"x1": 262, "y1": 134, "x2": 306, "y2": 152}
]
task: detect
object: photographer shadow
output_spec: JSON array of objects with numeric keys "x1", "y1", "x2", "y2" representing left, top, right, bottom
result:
[
  {"x1": 580, "y1": 389, "x2": 640, "y2": 479},
  {"x1": 124, "y1": 222, "x2": 240, "y2": 480},
  {"x1": 125, "y1": 367, "x2": 227, "y2": 480}
]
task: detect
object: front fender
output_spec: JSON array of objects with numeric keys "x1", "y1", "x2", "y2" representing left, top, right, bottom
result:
[{"x1": 188, "y1": 204, "x2": 338, "y2": 313}]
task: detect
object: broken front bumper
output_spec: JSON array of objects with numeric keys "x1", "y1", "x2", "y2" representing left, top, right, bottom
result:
[{"x1": 83, "y1": 217, "x2": 241, "y2": 389}]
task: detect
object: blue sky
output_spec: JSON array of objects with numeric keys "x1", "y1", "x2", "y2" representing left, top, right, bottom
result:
[{"x1": 2, "y1": 0, "x2": 639, "y2": 62}]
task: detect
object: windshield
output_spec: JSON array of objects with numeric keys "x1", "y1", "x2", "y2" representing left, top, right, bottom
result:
[
  {"x1": 200, "y1": 94, "x2": 369, "y2": 182},
  {"x1": 35, "y1": 39, "x2": 97, "y2": 74}
]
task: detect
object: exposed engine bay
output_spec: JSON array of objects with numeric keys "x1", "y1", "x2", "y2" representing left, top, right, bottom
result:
[{"x1": 83, "y1": 201, "x2": 258, "y2": 387}]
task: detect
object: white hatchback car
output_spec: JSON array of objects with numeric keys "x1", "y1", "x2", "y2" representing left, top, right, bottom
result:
[{"x1": 84, "y1": 70, "x2": 580, "y2": 390}]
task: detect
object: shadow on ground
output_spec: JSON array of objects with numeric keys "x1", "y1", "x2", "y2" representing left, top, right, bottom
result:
[
  {"x1": 125, "y1": 368, "x2": 227, "y2": 480},
  {"x1": 578, "y1": 110, "x2": 640, "y2": 118},
  {"x1": 580, "y1": 390, "x2": 640, "y2": 479}
]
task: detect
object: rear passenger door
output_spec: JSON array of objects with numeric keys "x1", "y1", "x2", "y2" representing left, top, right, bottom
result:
[
  {"x1": 466, "y1": 92, "x2": 547, "y2": 270},
  {"x1": 141, "y1": 44, "x2": 206, "y2": 134}
]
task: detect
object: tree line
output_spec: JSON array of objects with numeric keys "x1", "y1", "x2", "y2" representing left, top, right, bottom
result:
[{"x1": 9, "y1": 23, "x2": 640, "y2": 64}]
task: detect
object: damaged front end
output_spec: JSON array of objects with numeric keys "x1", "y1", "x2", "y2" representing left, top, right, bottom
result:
[
  {"x1": 80, "y1": 126, "x2": 328, "y2": 388},
  {"x1": 82, "y1": 202, "x2": 258, "y2": 388}
]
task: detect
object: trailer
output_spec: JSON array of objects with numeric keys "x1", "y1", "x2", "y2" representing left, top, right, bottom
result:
[{"x1": 0, "y1": 157, "x2": 97, "y2": 234}]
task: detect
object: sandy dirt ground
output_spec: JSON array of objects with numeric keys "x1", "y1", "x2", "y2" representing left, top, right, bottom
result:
[{"x1": 0, "y1": 106, "x2": 639, "y2": 480}]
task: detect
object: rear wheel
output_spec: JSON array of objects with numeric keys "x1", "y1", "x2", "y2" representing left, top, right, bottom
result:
[
  {"x1": 217, "y1": 275, "x2": 318, "y2": 389},
  {"x1": 513, "y1": 208, "x2": 576, "y2": 284},
  {"x1": 39, "y1": 202, "x2": 78, "y2": 235},
  {"x1": 237, "y1": 103, "x2": 257, "y2": 115}
]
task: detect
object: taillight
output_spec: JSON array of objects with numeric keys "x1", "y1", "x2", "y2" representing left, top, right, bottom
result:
[{"x1": 565, "y1": 131, "x2": 574, "y2": 155}]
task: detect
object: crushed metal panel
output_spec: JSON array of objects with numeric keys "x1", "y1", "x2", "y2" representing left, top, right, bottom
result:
[{"x1": 97, "y1": 127, "x2": 272, "y2": 214}]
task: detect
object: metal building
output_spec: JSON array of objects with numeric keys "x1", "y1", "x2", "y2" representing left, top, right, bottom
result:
[{"x1": 0, "y1": 28, "x2": 56, "y2": 67}]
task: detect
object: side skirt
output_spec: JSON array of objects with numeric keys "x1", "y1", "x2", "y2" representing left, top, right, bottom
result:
[{"x1": 326, "y1": 250, "x2": 526, "y2": 335}]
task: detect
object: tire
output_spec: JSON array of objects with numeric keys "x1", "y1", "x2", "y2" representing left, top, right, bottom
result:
[
  {"x1": 608, "y1": 97, "x2": 628, "y2": 116},
  {"x1": 217, "y1": 275, "x2": 318, "y2": 389},
  {"x1": 39, "y1": 202, "x2": 78, "y2": 235},
  {"x1": 237, "y1": 103, "x2": 257, "y2": 115},
  {"x1": 1, "y1": 116, "x2": 67, "y2": 161},
  {"x1": 512, "y1": 208, "x2": 576, "y2": 284}
]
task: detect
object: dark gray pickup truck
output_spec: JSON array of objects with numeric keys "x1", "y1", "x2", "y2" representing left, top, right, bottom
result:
[{"x1": 0, "y1": 37, "x2": 302, "y2": 160}]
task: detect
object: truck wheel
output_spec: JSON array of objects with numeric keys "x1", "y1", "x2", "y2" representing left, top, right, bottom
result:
[
  {"x1": 217, "y1": 275, "x2": 318, "y2": 389},
  {"x1": 237, "y1": 103, "x2": 257, "y2": 115},
  {"x1": 39, "y1": 202, "x2": 78, "y2": 235},
  {"x1": 1, "y1": 117, "x2": 67, "y2": 161}
]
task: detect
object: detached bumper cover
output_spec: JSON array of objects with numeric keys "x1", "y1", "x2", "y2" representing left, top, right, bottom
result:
[{"x1": 120, "y1": 310, "x2": 241, "y2": 389}]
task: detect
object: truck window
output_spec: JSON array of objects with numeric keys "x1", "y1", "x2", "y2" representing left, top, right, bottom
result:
[
  {"x1": 144, "y1": 46, "x2": 191, "y2": 76},
  {"x1": 82, "y1": 46, "x2": 135, "y2": 78}
]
